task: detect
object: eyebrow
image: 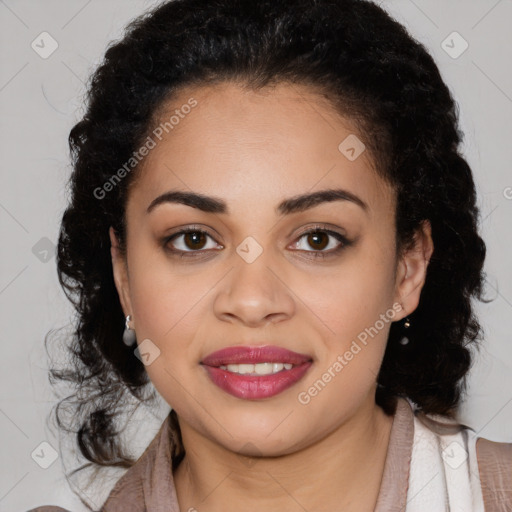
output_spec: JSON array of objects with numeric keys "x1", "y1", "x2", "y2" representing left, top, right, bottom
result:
[{"x1": 146, "y1": 188, "x2": 368, "y2": 215}]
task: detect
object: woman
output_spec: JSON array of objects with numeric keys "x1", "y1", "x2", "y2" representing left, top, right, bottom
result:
[{"x1": 30, "y1": 0, "x2": 511, "y2": 511}]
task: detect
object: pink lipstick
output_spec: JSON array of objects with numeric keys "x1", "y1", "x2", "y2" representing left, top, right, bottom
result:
[{"x1": 201, "y1": 345, "x2": 313, "y2": 400}]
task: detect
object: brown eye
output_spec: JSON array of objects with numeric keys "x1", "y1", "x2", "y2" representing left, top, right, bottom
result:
[
  {"x1": 183, "y1": 231, "x2": 207, "y2": 250},
  {"x1": 165, "y1": 229, "x2": 221, "y2": 255},
  {"x1": 306, "y1": 231, "x2": 329, "y2": 251},
  {"x1": 290, "y1": 227, "x2": 351, "y2": 259}
]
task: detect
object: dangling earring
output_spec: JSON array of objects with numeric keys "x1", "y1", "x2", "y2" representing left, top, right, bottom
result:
[
  {"x1": 123, "y1": 314, "x2": 137, "y2": 346},
  {"x1": 399, "y1": 317, "x2": 411, "y2": 345}
]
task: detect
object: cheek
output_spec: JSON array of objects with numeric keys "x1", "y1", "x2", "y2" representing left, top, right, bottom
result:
[
  {"x1": 124, "y1": 235, "x2": 208, "y2": 352},
  {"x1": 294, "y1": 238, "x2": 397, "y2": 396},
  {"x1": 127, "y1": 262, "x2": 212, "y2": 409},
  {"x1": 129, "y1": 265, "x2": 208, "y2": 347},
  {"x1": 302, "y1": 241, "x2": 397, "y2": 342}
]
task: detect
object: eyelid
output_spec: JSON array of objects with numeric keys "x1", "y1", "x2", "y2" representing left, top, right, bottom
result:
[
  {"x1": 164, "y1": 224, "x2": 218, "y2": 240},
  {"x1": 293, "y1": 223, "x2": 347, "y2": 239},
  {"x1": 166, "y1": 223, "x2": 223, "y2": 239}
]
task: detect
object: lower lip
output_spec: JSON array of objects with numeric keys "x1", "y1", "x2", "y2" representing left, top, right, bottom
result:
[{"x1": 202, "y1": 362, "x2": 313, "y2": 400}]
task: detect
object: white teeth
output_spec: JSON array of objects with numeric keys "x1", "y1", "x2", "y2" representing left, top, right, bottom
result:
[
  {"x1": 236, "y1": 363, "x2": 254, "y2": 374},
  {"x1": 218, "y1": 362, "x2": 295, "y2": 375},
  {"x1": 255, "y1": 363, "x2": 274, "y2": 375}
]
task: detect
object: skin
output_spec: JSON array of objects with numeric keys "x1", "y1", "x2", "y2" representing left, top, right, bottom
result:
[{"x1": 110, "y1": 81, "x2": 433, "y2": 512}]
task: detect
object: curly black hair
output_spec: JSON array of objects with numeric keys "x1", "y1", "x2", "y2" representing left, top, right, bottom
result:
[{"x1": 48, "y1": 0, "x2": 488, "y2": 485}]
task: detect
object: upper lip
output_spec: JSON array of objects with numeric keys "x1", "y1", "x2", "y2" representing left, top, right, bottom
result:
[{"x1": 201, "y1": 345, "x2": 313, "y2": 367}]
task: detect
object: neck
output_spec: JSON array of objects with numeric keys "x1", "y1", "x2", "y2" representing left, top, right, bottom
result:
[{"x1": 173, "y1": 394, "x2": 394, "y2": 512}]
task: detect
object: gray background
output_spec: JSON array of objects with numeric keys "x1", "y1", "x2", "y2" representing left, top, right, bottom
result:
[{"x1": 1, "y1": 0, "x2": 511, "y2": 510}]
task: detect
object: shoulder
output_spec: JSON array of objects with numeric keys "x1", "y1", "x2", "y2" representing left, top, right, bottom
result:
[
  {"x1": 476, "y1": 435, "x2": 512, "y2": 463},
  {"x1": 476, "y1": 437, "x2": 512, "y2": 508},
  {"x1": 100, "y1": 414, "x2": 175, "y2": 511}
]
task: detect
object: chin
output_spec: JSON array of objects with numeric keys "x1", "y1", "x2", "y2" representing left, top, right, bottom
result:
[{"x1": 227, "y1": 434, "x2": 298, "y2": 458}]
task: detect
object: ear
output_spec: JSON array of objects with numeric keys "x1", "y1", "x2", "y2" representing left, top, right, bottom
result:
[
  {"x1": 393, "y1": 220, "x2": 434, "y2": 320},
  {"x1": 109, "y1": 226, "x2": 133, "y2": 320}
]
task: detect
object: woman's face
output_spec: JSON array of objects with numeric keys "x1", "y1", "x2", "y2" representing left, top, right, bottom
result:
[{"x1": 111, "y1": 81, "x2": 431, "y2": 456}]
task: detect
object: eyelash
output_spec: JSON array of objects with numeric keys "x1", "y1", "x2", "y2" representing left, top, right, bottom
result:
[{"x1": 163, "y1": 224, "x2": 351, "y2": 260}]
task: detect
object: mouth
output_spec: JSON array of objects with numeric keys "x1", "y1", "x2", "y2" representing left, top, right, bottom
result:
[{"x1": 201, "y1": 345, "x2": 313, "y2": 400}]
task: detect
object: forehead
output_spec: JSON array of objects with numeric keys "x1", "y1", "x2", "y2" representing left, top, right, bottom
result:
[{"x1": 128, "y1": 81, "x2": 394, "y2": 218}]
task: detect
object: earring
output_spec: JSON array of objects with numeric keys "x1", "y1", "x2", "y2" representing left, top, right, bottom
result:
[
  {"x1": 399, "y1": 316, "x2": 411, "y2": 345},
  {"x1": 123, "y1": 314, "x2": 137, "y2": 346}
]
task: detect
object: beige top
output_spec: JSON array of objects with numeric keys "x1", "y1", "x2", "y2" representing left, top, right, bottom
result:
[{"x1": 28, "y1": 397, "x2": 512, "y2": 512}]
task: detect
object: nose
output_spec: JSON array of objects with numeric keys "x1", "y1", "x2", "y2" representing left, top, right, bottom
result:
[{"x1": 213, "y1": 250, "x2": 295, "y2": 328}]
